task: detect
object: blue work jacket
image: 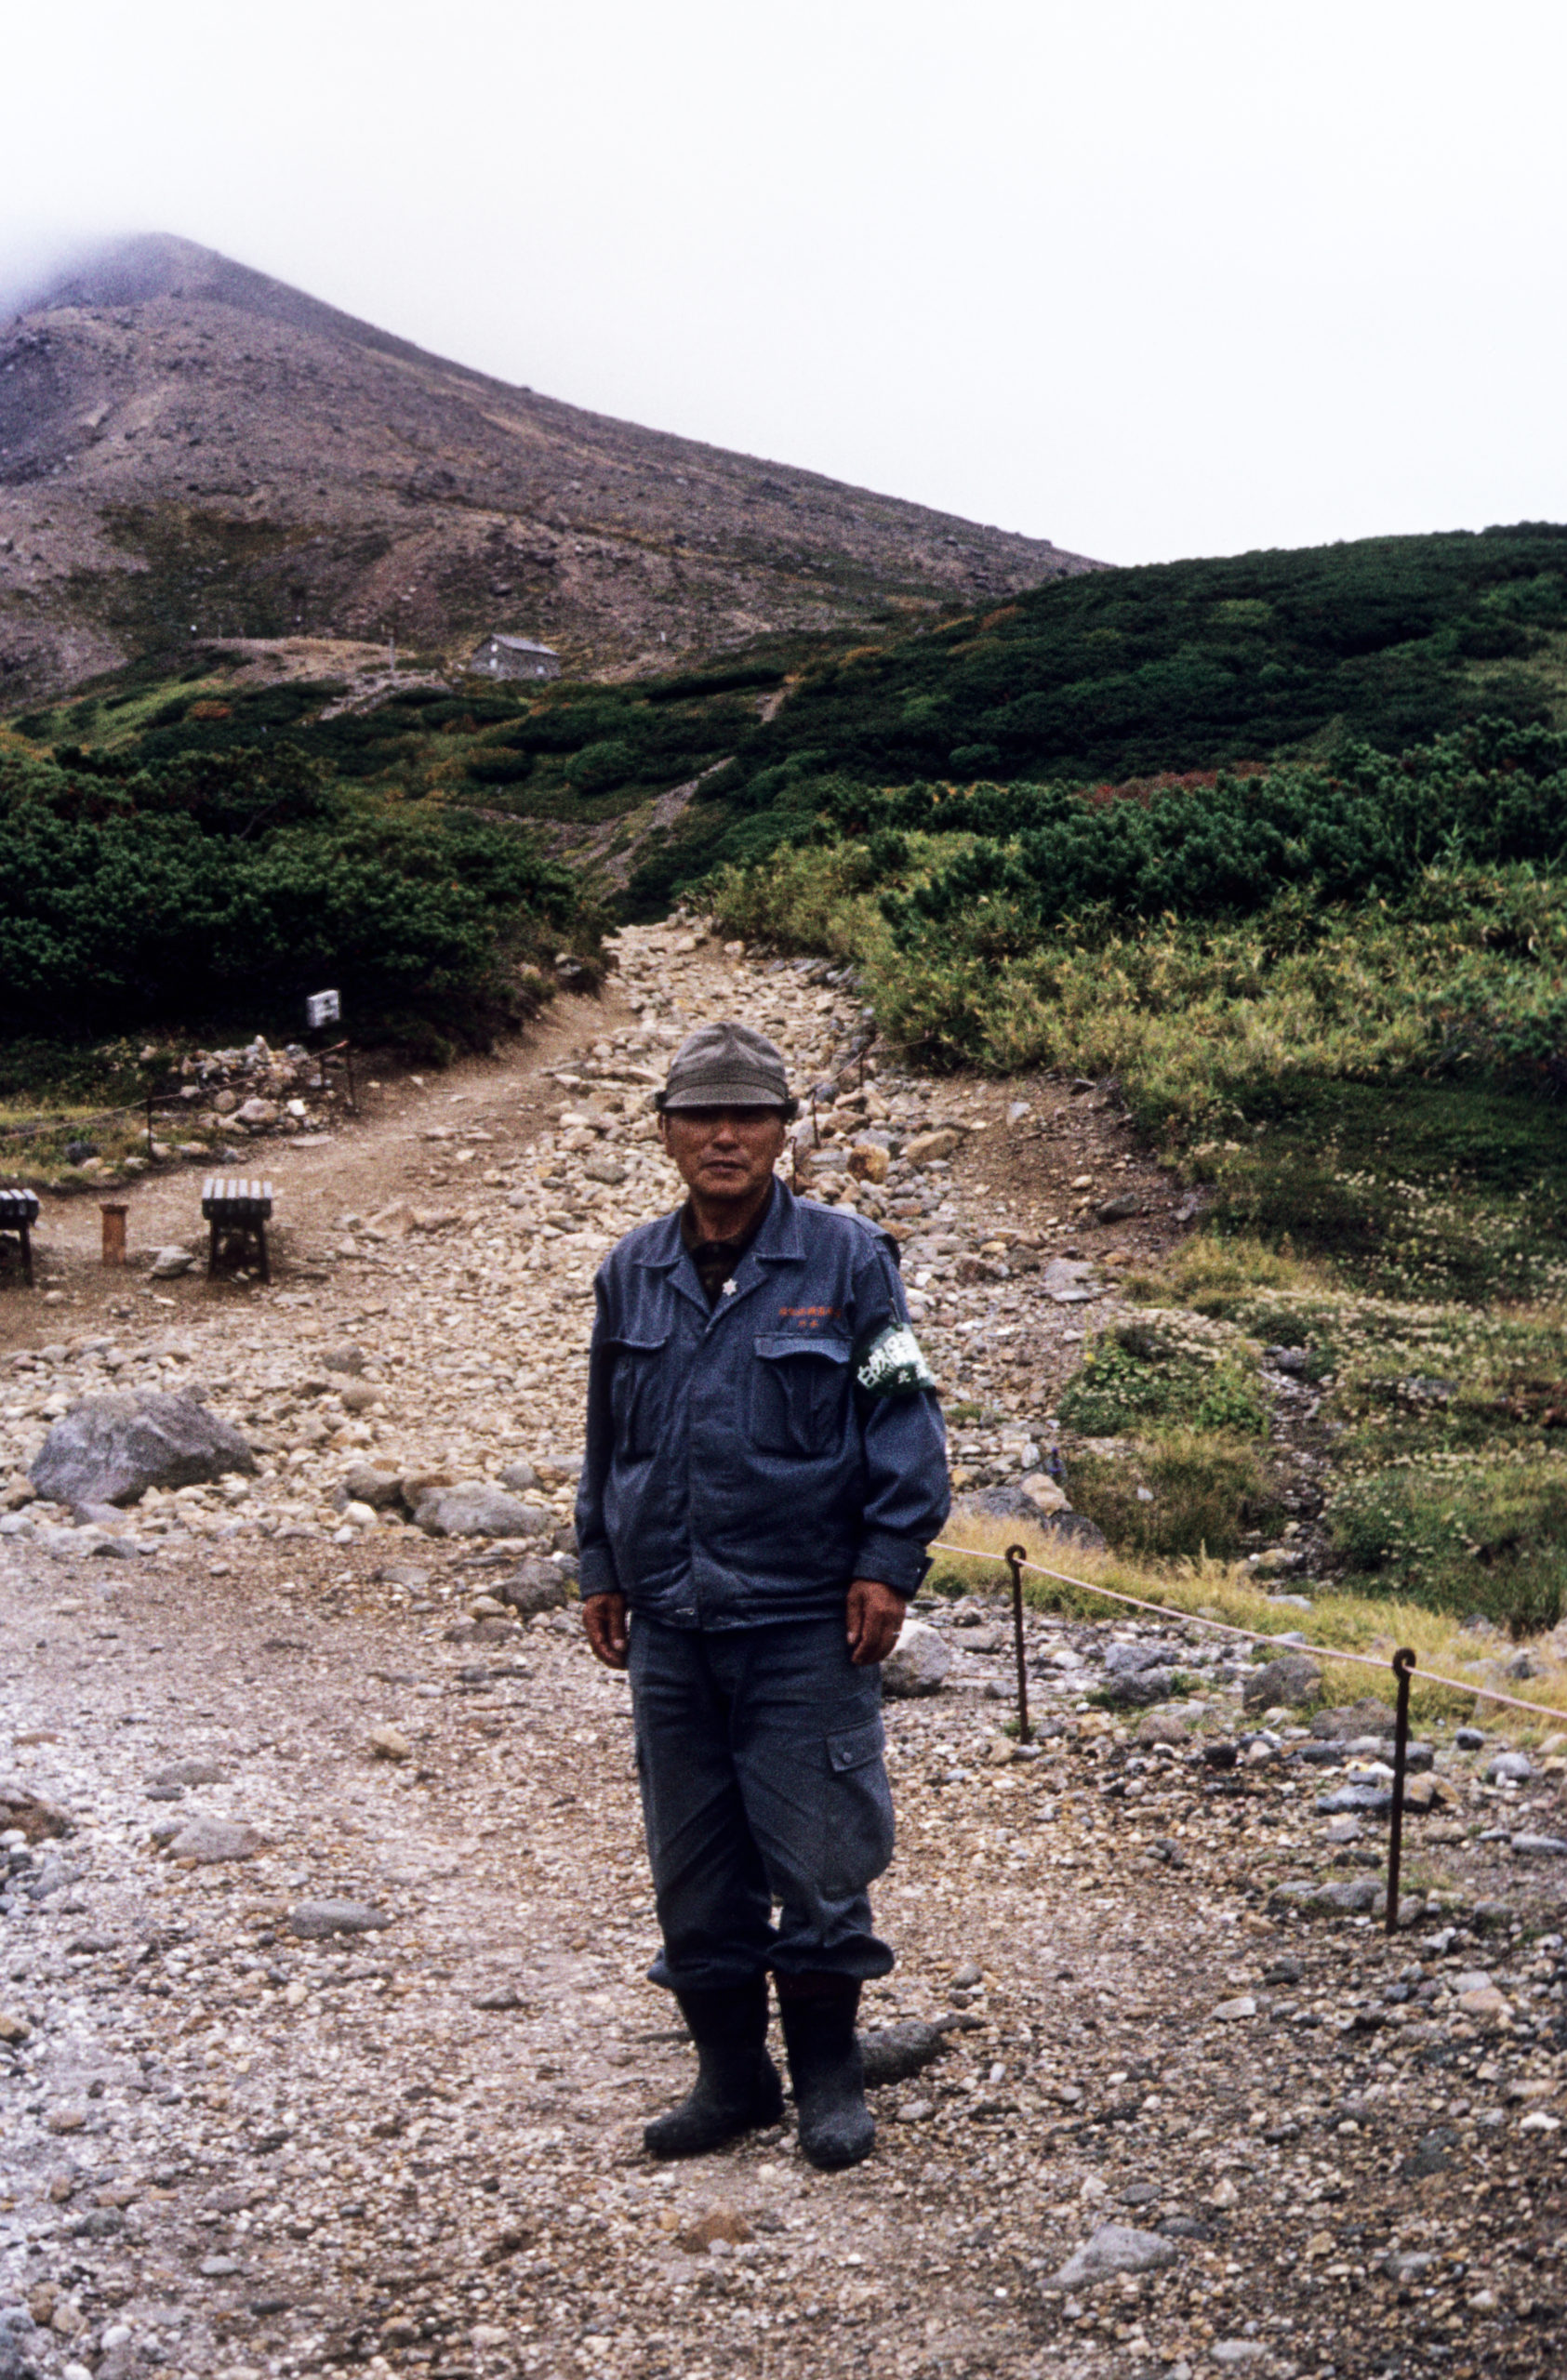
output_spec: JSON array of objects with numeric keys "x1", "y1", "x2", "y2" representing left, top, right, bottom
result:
[{"x1": 575, "y1": 1179, "x2": 949, "y2": 1627}]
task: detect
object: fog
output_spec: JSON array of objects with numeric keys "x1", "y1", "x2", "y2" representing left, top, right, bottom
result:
[{"x1": 5, "y1": 0, "x2": 1564, "y2": 565}]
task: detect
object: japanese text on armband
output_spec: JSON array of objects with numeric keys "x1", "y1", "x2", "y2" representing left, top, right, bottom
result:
[{"x1": 854, "y1": 1321, "x2": 937, "y2": 1398}]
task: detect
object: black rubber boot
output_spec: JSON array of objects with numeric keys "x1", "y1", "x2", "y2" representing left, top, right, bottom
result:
[
  {"x1": 777, "y1": 1976, "x2": 875, "y2": 2170},
  {"x1": 643, "y1": 1979, "x2": 784, "y2": 2158}
]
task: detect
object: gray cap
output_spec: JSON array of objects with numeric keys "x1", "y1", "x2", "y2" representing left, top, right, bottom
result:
[{"x1": 656, "y1": 1021, "x2": 798, "y2": 1117}]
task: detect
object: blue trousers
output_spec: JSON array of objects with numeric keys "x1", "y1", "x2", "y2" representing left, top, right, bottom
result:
[{"x1": 628, "y1": 1614, "x2": 896, "y2": 1994}]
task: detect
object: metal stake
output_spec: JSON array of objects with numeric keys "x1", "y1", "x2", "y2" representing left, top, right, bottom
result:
[
  {"x1": 1385, "y1": 1646, "x2": 1416, "y2": 1936},
  {"x1": 1005, "y1": 1543, "x2": 1031, "y2": 1744}
]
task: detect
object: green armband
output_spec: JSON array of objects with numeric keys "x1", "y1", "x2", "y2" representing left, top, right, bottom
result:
[{"x1": 854, "y1": 1320, "x2": 937, "y2": 1398}]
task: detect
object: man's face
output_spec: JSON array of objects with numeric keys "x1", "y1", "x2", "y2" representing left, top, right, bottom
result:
[{"x1": 659, "y1": 1105, "x2": 788, "y2": 1210}]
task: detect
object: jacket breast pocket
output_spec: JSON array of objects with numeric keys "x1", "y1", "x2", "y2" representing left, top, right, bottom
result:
[
  {"x1": 609, "y1": 1335, "x2": 670, "y2": 1459},
  {"x1": 750, "y1": 1334, "x2": 852, "y2": 1459}
]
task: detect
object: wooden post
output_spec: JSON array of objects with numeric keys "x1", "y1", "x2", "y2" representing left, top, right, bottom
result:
[{"x1": 100, "y1": 1203, "x2": 128, "y2": 1265}]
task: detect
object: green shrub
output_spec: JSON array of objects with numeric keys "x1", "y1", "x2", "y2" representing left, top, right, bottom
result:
[
  {"x1": 567, "y1": 738, "x2": 638, "y2": 793},
  {"x1": 0, "y1": 743, "x2": 600, "y2": 1041},
  {"x1": 1057, "y1": 1322, "x2": 1268, "y2": 1438}
]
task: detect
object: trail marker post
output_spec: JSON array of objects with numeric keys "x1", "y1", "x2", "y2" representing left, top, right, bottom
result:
[
  {"x1": 1385, "y1": 1647, "x2": 1416, "y2": 1935},
  {"x1": 1005, "y1": 1543, "x2": 1032, "y2": 1745}
]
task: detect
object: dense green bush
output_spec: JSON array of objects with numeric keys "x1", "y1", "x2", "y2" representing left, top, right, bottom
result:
[
  {"x1": 0, "y1": 744, "x2": 598, "y2": 1038},
  {"x1": 878, "y1": 721, "x2": 1567, "y2": 945}
]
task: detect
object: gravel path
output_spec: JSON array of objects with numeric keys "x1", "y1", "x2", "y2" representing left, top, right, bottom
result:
[{"x1": 2, "y1": 928, "x2": 1564, "y2": 2380}]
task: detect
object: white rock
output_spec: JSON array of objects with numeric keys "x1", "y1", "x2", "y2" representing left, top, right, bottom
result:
[{"x1": 881, "y1": 1617, "x2": 951, "y2": 1698}]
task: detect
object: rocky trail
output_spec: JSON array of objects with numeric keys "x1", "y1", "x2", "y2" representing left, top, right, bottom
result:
[{"x1": 2, "y1": 927, "x2": 1565, "y2": 2380}]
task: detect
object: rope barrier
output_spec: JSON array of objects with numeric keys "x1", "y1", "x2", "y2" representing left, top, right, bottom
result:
[{"x1": 931, "y1": 1537, "x2": 1567, "y2": 1726}]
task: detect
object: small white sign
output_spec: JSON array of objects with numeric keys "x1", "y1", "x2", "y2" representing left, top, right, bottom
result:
[{"x1": 306, "y1": 989, "x2": 341, "y2": 1029}]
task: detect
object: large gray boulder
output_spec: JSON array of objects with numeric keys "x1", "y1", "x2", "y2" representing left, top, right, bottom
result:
[
  {"x1": 1243, "y1": 1652, "x2": 1323, "y2": 1712},
  {"x1": 30, "y1": 1392, "x2": 256, "y2": 1509},
  {"x1": 412, "y1": 1482, "x2": 553, "y2": 1539},
  {"x1": 882, "y1": 1617, "x2": 951, "y2": 1698}
]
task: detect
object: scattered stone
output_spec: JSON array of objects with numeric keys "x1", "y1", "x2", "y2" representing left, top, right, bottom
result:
[
  {"x1": 288, "y1": 1900, "x2": 393, "y2": 1938},
  {"x1": 881, "y1": 1617, "x2": 951, "y2": 1698},
  {"x1": 1268, "y1": 1877, "x2": 1380, "y2": 1917},
  {"x1": 0, "y1": 1784, "x2": 73, "y2": 1842},
  {"x1": 1135, "y1": 1712, "x2": 1190, "y2": 1747},
  {"x1": 413, "y1": 1483, "x2": 553, "y2": 1539},
  {"x1": 1095, "y1": 1191, "x2": 1141, "y2": 1223},
  {"x1": 1053, "y1": 2224, "x2": 1178, "y2": 2286},
  {"x1": 859, "y1": 2020, "x2": 952, "y2": 2086},
  {"x1": 496, "y1": 1560, "x2": 571, "y2": 1617},
  {"x1": 1316, "y1": 1783, "x2": 1393, "y2": 1817},
  {"x1": 149, "y1": 1246, "x2": 196, "y2": 1279},
  {"x1": 677, "y1": 2205, "x2": 753, "y2": 2253},
  {"x1": 368, "y1": 1725, "x2": 412, "y2": 1762},
  {"x1": 1099, "y1": 1643, "x2": 1183, "y2": 1707},
  {"x1": 1510, "y1": 1832, "x2": 1567, "y2": 1858},
  {"x1": 0, "y1": 2012, "x2": 31, "y2": 2044},
  {"x1": 1311, "y1": 1699, "x2": 1396, "y2": 1741},
  {"x1": 498, "y1": 1459, "x2": 538, "y2": 1492},
  {"x1": 1242, "y1": 1653, "x2": 1322, "y2": 1712},
  {"x1": 30, "y1": 1391, "x2": 257, "y2": 1507},
  {"x1": 905, "y1": 1129, "x2": 963, "y2": 1164},
  {"x1": 1213, "y1": 1996, "x2": 1256, "y2": 2022},
  {"x1": 166, "y1": 1817, "x2": 264, "y2": 1863},
  {"x1": 1485, "y1": 1752, "x2": 1533, "y2": 1784},
  {"x1": 375, "y1": 1562, "x2": 432, "y2": 1593},
  {"x1": 151, "y1": 1760, "x2": 225, "y2": 1789},
  {"x1": 322, "y1": 1343, "x2": 368, "y2": 1375},
  {"x1": 335, "y1": 1464, "x2": 404, "y2": 1511},
  {"x1": 0, "y1": 2305, "x2": 40, "y2": 2380},
  {"x1": 1458, "y1": 1985, "x2": 1508, "y2": 2019}
]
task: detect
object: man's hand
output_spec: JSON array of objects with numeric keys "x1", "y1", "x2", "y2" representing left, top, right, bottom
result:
[
  {"x1": 583, "y1": 1591, "x2": 630, "y2": 1670},
  {"x1": 846, "y1": 1577, "x2": 907, "y2": 1667}
]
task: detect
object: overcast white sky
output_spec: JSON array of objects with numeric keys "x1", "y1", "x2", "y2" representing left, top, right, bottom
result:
[{"x1": 4, "y1": 0, "x2": 1563, "y2": 567}]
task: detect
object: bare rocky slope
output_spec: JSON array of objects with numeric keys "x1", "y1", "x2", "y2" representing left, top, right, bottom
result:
[
  {"x1": 0, "y1": 235, "x2": 1098, "y2": 702},
  {"x1": 2, "y1": 932, "x2": 1565, "y2": 2380}
]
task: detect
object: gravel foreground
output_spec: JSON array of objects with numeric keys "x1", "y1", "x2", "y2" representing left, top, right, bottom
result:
[{"x1": 2, "y1": 927, "x2": 1565, "y2": 2380}]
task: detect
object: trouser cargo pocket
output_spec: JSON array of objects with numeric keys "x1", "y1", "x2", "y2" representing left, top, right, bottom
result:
[{"x1": 818, "y1": 1716, "x2": 895, "y2": 1896}]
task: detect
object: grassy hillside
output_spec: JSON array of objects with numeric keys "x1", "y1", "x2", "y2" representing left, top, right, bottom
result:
[
  {"x1": 16, "y1": 522, "x2": 1567, "y2": 916},
  {"x1": 702, "y1": 697, "x2": 1567, "y2": 1636}
]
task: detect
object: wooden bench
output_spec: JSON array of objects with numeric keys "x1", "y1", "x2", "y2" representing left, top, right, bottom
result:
[
  {"x1": 0, "y1": 1190, "x2": 40, "y2": 1288},
  {"x1": 201, "y1": 1176, "x2": 274, "y2": 1283}
]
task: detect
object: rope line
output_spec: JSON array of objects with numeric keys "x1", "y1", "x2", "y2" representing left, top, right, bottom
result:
[{"x1": 931, "y1": 1538, "x2": 1567, "y2": 1726}]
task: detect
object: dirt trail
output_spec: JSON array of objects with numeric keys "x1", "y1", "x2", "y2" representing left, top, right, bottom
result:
[{"x1": 1, "y1": 928, "x2": 1562, "y2": 2380}]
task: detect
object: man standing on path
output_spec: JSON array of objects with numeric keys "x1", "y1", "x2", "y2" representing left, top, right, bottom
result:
[{"x1": 577, "y1": 1022, "x2": 949, "y2": 2169}]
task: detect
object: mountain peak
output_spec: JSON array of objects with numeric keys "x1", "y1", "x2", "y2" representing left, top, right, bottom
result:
[{"x1": 0, "y1": 238, "x2": 1099, "y2": 702}]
